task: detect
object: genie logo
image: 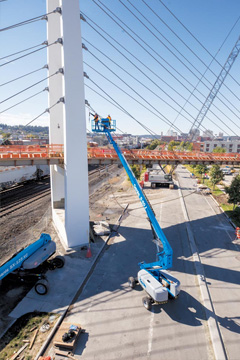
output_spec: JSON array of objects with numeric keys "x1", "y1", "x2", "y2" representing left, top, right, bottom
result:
[
  {"x1": 139, "y1": 278, "x2": 146, "y2": 288},
  {"x1": 133, "y1": 184, "x2": 147, "y2": 210}
]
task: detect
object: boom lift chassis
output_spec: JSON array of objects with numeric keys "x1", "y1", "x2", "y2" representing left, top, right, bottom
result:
[{"x1": 92, "y1": 118, "x2": 180, "y2": 310}]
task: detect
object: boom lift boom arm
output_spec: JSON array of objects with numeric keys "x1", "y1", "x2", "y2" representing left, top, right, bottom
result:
[{"x1": 104, "y1": 128, "x2": 173, "y2": 270}]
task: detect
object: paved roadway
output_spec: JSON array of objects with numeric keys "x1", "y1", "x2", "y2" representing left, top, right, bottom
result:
[
  {"x1": 177, "y1": 166, "x2": 240, "y2": 360},
  {"x1": 64, "y1": 166, "x2": 240, "y2": 360}
]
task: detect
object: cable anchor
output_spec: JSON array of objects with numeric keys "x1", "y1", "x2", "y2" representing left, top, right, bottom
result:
[
  {"x1": 82, "y1": 43, "x2": 88, "y2": 51},
  {"x1": 80, "y1": 14, "x2": 86, "y2": 22},
  {"x1": 58, "y1": 68, "x2": 64, "y2": 74},
  {"x1": 56, "y1": 38, "x2": 63, "y2": 45},
  {"x1": 83, "y1": 72, "x2": 89, "y2": 79},
  {"x1": 54, "y1": 7, "x2": 62, "y2": 14},
  {"x1": 59, "y1": 97, "x2": 65, "y2": 103}
]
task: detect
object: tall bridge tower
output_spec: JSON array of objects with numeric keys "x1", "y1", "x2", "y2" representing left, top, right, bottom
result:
[{"x1": 47, "y1": 0, "x2": 89, "y2": 248}]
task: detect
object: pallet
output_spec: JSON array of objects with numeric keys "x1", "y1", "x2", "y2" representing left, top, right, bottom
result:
[{"x1": 53, "y1": 322, "x2": 81, "y2": 351}]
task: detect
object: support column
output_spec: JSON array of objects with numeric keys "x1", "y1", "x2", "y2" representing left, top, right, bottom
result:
[{"x1": 47, "y1": 0, "x2": 89, "y2": 248}]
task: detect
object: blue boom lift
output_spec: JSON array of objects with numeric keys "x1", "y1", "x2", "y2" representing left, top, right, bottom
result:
[
  {"x1": 92, "y1": 117, "x2": 180, "y2": 310},
  {"x1": 0, "y1": 233, "x2": 65, "y2": 295}
]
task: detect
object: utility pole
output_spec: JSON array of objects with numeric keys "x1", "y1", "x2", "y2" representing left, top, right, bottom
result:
[{"x1": 47, "y1": 0, "x2": 89, "y2": 248}]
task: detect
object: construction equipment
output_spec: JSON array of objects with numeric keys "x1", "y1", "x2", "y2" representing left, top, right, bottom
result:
[
  {"x1": 0, "y1": 233, "x2": 65, "y2": 295},
  {"x1": 92, "y1": 117, "x2": 180, "y2": 310},
  {"x1": 145, "y1": 164, "x2": 174, "y2": 189}
]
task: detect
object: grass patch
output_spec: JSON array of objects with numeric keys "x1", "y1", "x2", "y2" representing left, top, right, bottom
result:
[
  {"x1": 183, "y1": 165, "x2": 240, "y2": 227},
  {"x1": 0, "y1": 312, "x2": 59, "y2": 360}
]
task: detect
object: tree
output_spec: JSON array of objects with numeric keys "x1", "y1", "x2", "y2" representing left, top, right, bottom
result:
[
  {"x1": 212, "y1": 146, "x2": 226, "y2": 153},
  {"x1": 196, "y1": 164, "x2": 208, "y2": 175},
  {"x1": 130, "y1": 165, "x2": 141, "y2": 180},
  {"x1": 225, "y1": 175, "x2": 240, "y2": 209},
  {"x1": 168, "y1": 140, "x2": 180, "y2": 151},
  {"x1": 210, "y1": 165, "x2": 224, "y2": 189},
  {"x1": 147, "y1": 139, "x2": 161, "y2": 150}
]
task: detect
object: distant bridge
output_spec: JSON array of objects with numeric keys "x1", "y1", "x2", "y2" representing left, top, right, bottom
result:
[{"x1": 0, "y1": 145, "x2": 240, "y2": 166}]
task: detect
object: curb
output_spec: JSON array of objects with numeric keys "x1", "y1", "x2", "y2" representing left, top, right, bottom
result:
[
  {"x1": 210, "y1": 194, "x2": 236, "y2": 229},
  {"x1": 176, "y1": 179, "x2": 227, "y2": 360}
]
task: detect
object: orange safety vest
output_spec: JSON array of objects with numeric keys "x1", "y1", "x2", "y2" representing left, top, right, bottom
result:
[{"x1": 236, "y1": 227, "x2": 240, "y2": 239}]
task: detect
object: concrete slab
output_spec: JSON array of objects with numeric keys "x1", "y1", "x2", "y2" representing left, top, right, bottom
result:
[{"x1": 9, "y1": 235, "x2": 107, "y2": 320}]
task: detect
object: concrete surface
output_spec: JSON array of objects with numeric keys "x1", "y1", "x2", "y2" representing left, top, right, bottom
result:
[
  {"x1": 3, "y1": 166, "x2": 239, "y2": 360},
  {"x1": 57, "y1": 183, "x2": 214, "y2": 360}
]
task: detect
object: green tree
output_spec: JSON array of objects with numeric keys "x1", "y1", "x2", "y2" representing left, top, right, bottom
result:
[
  {"x1": 212, "y1": 146, "x2": 226, "y2": 153},
  {"x1": 168, "y1": 140, "x2": 180, "y2": 151},
  {"x1": 130, "y1": 165, "x2": 141, "y2": 180},
  {"x1": 196, "y1": 164, "x2": 208, "y2": 183},
  {"x1": 210, "y1": 165, "x2": 224, "y2": 189},
  {"x1": 147, "y1": 139, "x2": 160, "y2": 150},
  {"x1": 225, "y1": 175, "x2": 240, "y2": 209},
  {"x1": 2, "y1": 132, "x2": 11, "y2": 140}
]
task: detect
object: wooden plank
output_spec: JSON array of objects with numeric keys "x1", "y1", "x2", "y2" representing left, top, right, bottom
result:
[
  {"x1": 11, "y1": 343, "x2": 28, "y2": 360},
  {"x1": 54, "y1": 349, "x2": 77, "y2": 360},
  {"x1": 29, "y1": 328, "x2": 39, "y2": 349},
  {"x1": 53, "y1": 323, "x2": 81, "y2": 350}
]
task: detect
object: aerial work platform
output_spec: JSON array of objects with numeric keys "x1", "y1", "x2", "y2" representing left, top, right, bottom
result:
[{"x1": 91, "y1": 118, "x2": 116, "y2": 133}]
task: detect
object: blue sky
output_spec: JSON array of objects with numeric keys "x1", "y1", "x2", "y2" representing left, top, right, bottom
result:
[{"x1": 0, "y1": 0, "x2": 240, "y2": 136}]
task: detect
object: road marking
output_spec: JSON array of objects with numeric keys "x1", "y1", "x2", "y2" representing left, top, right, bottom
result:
[{"x1": 147, "y1": 307, "x2": 155, "y2": 358}]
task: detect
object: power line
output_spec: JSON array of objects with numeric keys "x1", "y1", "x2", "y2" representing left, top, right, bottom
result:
[
  {"x1": 0, "y1": 41, "x2": 59, "y2": 68},
  {"x1": 84, "y1": 55, "x2": 184, "y2": 135},
  {"x1": 127, "y1": 0, "x2": 240, "y2": 121},
  {"x1": 0, "y1": 65, "x2": 48, "y2": 87},
  {"x1": 0, "y1": 70, "x2": 60, "y2": 105},
  {"x1": 96, "y1": 0, "x2": 240, "y2": 126},
  {"x1": 25, "y1": 98, "x2": 64, "y2": 127},
  {"x1": 0, "y1": 42, "x2": 46, "y2": 60},
  {"x1": 0, "y1": 88, "x2": 48, "y2": 114},
  {"x1": 158, "y1": 0, "x2": 240, "y2": 89},
  {"x1": 0, "y1": 10, "x2": 56, "y2": 32},
  {"x1": 82, "y1": 20, "x2": 233, "y2": 136},
  {"x1": 84, "y1": 7, "x2": 239, "y2": 134},
  {"x1": 83, "y1": 40, "x2": 232, "y2": 135},
  {"x1": 85, "y1": 81, "x2": 161, "y2": 139}
]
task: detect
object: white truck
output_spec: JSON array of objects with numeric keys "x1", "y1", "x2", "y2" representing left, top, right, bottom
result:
[{"x1": 145, "y1": 164, "x2": 174, "y2": 189}]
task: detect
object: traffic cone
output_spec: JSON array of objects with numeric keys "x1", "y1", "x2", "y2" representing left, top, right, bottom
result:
[{"x1": 86, "y1": 246, "x2": 92, "y2": 258}]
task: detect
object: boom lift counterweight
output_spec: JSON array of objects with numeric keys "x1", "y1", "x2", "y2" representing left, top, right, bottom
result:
[{"x1": 92, "y1": 117, "x2": 180, "y2": 310}]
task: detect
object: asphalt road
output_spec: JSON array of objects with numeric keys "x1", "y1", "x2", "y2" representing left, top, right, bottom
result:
[
  {"x1": 64, "y1": 170, "x2": 232, "y2": 359},
  {"x1": 177, "y1": 166, "x2": 240, "y2": 360}
]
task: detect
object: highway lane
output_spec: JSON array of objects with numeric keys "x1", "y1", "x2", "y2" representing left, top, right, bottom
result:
[
  {"x1": 65, "y1": 180, "x2": 213, "y2": 359},
  {"x1": 177, "y1": 166, "x2": 240, "y2": 360}
]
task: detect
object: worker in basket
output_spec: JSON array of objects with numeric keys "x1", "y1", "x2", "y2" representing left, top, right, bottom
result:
[
  {"x1": 90, "y1": 112, "x2": 99, "y2": 130},
  {"x1": 107, "y1": 114, "x2": 112, "y2": 128}
]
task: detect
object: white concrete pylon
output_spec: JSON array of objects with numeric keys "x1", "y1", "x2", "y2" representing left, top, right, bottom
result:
[{"x1": 47, "y1": 0, "x2": 89, "y2": 248}]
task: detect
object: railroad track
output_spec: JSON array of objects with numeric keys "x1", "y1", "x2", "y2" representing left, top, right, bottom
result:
[{"x1": 1, "y1": 166, "x2": 119, "y2": 218}]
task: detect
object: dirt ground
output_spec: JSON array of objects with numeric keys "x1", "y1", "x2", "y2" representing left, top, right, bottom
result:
[{"x1": 0, "y1": 168, "x2": 128, "y2": 340}]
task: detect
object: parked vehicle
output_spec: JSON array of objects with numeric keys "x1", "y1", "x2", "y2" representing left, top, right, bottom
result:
[{"x1": 145, "y1": 165, "x2": 174, "y2": 189}]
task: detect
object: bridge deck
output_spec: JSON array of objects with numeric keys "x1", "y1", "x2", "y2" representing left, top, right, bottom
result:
[{"x1": 0, "y1": 145, "x2": 240, "y2": 166}]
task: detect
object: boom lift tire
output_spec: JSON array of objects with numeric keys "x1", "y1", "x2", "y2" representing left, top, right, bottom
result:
[
  {"x1": 52, "y1": 255, "x2": 65, "y2": 269},
  {"x1": 142, "y1": 296, "x2": 152, "y2": 310},
  {"x1": 35, "y1": 279, "x2": 49, "y2": 295},
  {"x1": 128, "y1": 276, "x2": 136, "y2": 289}
]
